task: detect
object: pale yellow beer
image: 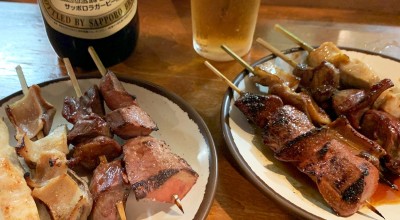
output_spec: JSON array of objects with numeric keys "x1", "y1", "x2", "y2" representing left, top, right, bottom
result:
[{"x1": 191, "y1": 0, "x2": 260, "y2": 61}]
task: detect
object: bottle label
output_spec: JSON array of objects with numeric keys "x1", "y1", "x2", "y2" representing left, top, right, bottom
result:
[{"x1": 38, "y1": 0, "x2": 137, "y2": 39}]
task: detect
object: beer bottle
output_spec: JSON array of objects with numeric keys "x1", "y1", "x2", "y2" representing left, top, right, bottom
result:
[{"x1": 38, "y1": 0, "x2": 139, "y2": 69}]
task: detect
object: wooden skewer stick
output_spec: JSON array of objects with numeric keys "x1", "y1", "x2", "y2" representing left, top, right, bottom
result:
[
  {"x1": 15, "y1": 65, "x2": 44, "y2": 139},
  {"x1": 63, "y1": 58, "x2": 82, "y2": 98},
  {"x1": 88, "y1": 46, "x2": 107, "y2": 76},
  {"x1": 15, "y1": 65, "x2": 29, "y2": 95},
  {"x1": 366, "y1": 201, "x2": 385, "y2": 219},
  {"x1": 116, "y1": 201, "x2": 127, "y2": 220},
  {"x1": 204, "y1": 61, "x2": 244, "y2": 95},
  {"x1": 221, "y1": 45, "x2": 271, "y2": 79},
  {"x1": 221, "y1": 45, "x2": 254, "y2": 72},
  {"x1": 173, "y1": 194, "x2": 184, "y2": 214},
  {"x1": 256, "y1": 38, "x2": 298, "y2": 68},
  {"x1": 274, "y1": 24, "x2": 315, "y2": 53}
]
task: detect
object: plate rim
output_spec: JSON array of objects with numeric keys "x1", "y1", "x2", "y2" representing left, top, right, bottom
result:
[
  {"x1": 0, "y1": 74, "x2": 218, "y2": 220},
  {"x1": 220, "y1": 47, "x2": 400, "y2": 219}
]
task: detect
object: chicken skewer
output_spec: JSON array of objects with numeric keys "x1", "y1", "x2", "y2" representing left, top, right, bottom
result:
[
  {"x1": 221, "y1": 44, "x2": 331, "y2": 126},
  {"x1": 87, "y1": 46, "x2": 185, "y2": 214},
  {"x1": 273, "y1": 24, "x2": 400, "y2": 120},
  {"x1": 64, "y1": 57, "x2": 128, "y2": 220},
  {"x1": 7, "y1": 65, "x2": 56, "y2": 140},
  {"x1": 205, "y1": 61, "x2": 383, "y2": 218},
  {"x1": 254, "y1": 39, "x2": 400, "y2": 180}
]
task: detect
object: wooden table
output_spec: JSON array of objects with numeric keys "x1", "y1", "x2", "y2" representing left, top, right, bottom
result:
[{"x1": 1, "y1": 1, "x2": 399, "y2": 219}]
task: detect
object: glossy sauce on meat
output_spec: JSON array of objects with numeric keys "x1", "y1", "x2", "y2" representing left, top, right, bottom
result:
[{"x1": 370, "y1": 178, "x2": 400, "y2": 205}]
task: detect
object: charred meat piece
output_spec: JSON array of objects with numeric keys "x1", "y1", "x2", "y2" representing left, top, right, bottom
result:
[
  {"x1": 235, "y1": 94, "x2": 379, "y2": 216},
  {"x1": 293, "y1": 61, "x2": 340, "y2": 104},
  {"x1": 263, "y1": 105, "x2": 315, "y2": 152},
  {"x1": 361, "y1": 110, "x2": 400, "y2": 175},
  {"x1": 106, "y1": 105, "x2": 158, "y2": 140},
  {"x1": 278, "y1": 136, "x2": 378, "y2": 216},
  {"x1": 6, "y1": 84, "x2": 56, "y2": 140},
  {"x1": 123, "y1": 136, "x2": 198, "y2": 203},
  {"x1": 332, "y1": 79, "x2": 394, "y2": 129},
  {"x1": 234, "y1": 93, "x2": 283, "y2": 128},
  {"x1": 69, "y1": 136, "x2": 122, "y2": 170},
  {"x1": 62, "y1": 85, "x2": 105, "y2": 124},
  {"x1": 100, "y1": 70, "x2": 137, "y2": 110},
  {"x1": 90, "y1": 160, "x2": 130, "y2": 220},
  {"x1": 67, "y1": 113, "x2": 112, "y2": 145}
]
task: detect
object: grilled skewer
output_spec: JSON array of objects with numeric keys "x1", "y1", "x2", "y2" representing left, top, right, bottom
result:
[
  {"x1": 6, "y1": 65, "x2": 56, "y2": 140},
  {"x1": 88, "y1": 46, "x2": 185, "y2": 214},
  {"x1": 255, "y1": 37, "x2": 400, "y2": 182},
  {"x1": 209, "y1": 52, "x2": 385, "y2": 218}
]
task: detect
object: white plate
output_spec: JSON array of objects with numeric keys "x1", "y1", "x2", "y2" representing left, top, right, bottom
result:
[
  {"x1": 221, "y1": 48, "x2": 400, "y2": 219},
  {"x1": 0, "y1": 75, "x2": 217, "y2": 220}
]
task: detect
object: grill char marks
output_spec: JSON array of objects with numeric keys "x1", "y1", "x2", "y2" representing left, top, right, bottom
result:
[
  {"x1": 234, "y1": 93, "x2": 379, "y2": 216},
  {"x1": 263, "y1": 105, "x2": 315, "y2": 152},
  {"x1": 123, "y1": 136, "x2": 198, "y2": 203},
  {"x1": 234, "y1": 93, "x2": 283, "y2": 128}
]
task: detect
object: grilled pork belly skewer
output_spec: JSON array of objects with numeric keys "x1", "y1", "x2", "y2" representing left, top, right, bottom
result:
[
  {"x1": 205, "y1": 61, "x2": 384, "y2": 218},
  {"x1": 6, "y1": 65, "x2": 56, "y2": 140}
]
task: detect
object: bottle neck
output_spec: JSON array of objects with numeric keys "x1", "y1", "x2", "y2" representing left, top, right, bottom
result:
[{"x1": 38, "y1": 0, "x2": 137, "y2": 39}]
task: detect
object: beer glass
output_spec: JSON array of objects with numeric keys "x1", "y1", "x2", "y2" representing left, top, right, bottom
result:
[{"x1": 191, "y1": 0, "x2": 260, "y2": 61}]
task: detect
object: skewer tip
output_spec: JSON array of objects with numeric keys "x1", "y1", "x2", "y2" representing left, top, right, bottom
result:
[
  {"x1": 173, "y1": 194, "x2": 184, "y2": 214},
  {"x1": 366, "y1": 201, "x2": 385, "y2": 219}
]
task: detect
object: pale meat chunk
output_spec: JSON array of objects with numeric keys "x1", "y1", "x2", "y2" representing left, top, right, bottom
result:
[
  {"x1": 25, "y1": 150, "x2": 68, "y2": 188},
  {"x1": 307, "y1": 42, "x2": 380, "y2": 89},
  {"x1": 123, "y1": 136, "x2": 198, "y2": 203},
  {"x1": 307, "y1": 42, "x2": 350, "y2": 67},
  {"x1": 16, "y1": 124, "x2": 69, "y2": 168},
  {"x1": 6, "y1": 84, "x2": 56, "y2": 140},
  {"x1": 32, "y1": 171, "x2": 92, "y2": 220},
  {"x1": 0, "y1": 158, "x2": 40, "y2": 220},
  {"x1": 339, "y1": 58, "x2": 380, "y2": 89},
  {"x1": 0, "y1": 118, "x2": 22, "y2": 174}
]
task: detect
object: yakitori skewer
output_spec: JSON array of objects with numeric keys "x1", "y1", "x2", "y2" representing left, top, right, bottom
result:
[
  {"x1": 64, "y1": 57, "x2": 127, "y2": 220},
  {"x1": 15, "y1": 65, "x2": 45, "y2": 139},
  {"x1": 228, "y1": 42, "x2": 387, "y2": 218},
  {"x1": 87, "y1": 46, "x2": 185, "y2": 214},
  {"x1": 206, "y1": 58, "x2": 385, "y2": 219}
]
